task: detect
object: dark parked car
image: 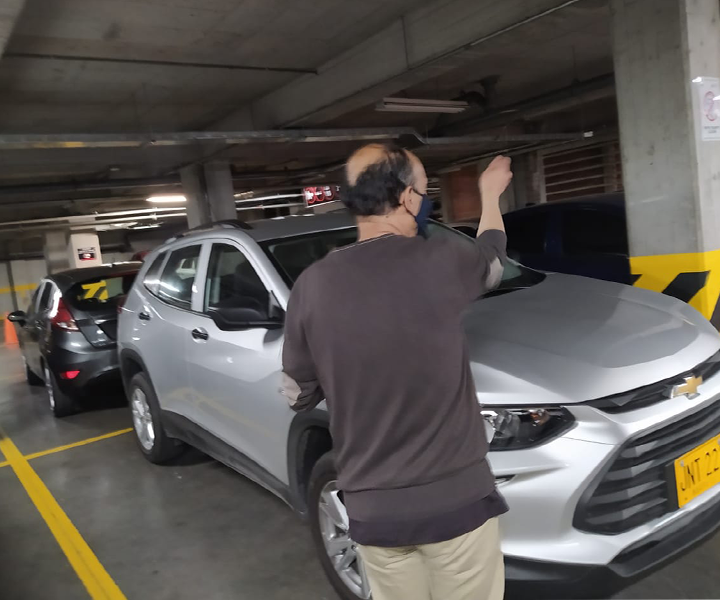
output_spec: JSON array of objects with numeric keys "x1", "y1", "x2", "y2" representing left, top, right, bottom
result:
[
  {"x1": 503, "y1": 193, "x2": 631, "y2": 284},
  {"x1": 9, "y1": 262, "x2": 141, "y2": 417}
]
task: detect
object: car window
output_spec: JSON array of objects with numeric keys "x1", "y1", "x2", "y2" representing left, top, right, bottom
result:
[
  {"x1": 561, "y1": 209, "x2": 628, "y2": 256},
  {"x1": 505, "y1": 212, "x2": 548, "y2": 254},
  {"x1": 65, "y1": 272, "x2": 138, "y2": 313},
  {"x1": 143, "y1": 252, "x2": 167, "y2": 295},
  {"x1": 158, "y1": 245, "x2": 201, "y2": 310},
  {"x1": 204, "y1": 244, "x2": 269, "y2": 313},
  {"x1": 26, "y1": 286, "x2": 40, "y2": 315},
  {"x1": 38, "y1": 282, "x2": 54, "y2": 312},
  {"x1": 262, "y1": 229, "x2": 358, "y2": 285}
]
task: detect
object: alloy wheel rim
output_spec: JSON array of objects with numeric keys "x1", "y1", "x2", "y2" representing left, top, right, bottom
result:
[
  {"x1": 318, "y1": 480, "x2": 371, "y2": 599},
  {"x1": 131, "y1": 388, "x2": 155, "y2": 451},
  {"x1": 44, "y1": 366, "x2": 55, "y2": 410}
]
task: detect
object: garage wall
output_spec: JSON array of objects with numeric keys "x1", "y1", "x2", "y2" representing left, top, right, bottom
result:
[{"x1": 540, "y1": 140, "x2": 623, "y2": 202}]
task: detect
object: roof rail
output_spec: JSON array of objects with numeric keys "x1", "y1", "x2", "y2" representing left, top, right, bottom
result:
[{"x1": 169, "y1": 219, "x2": 253, "y2": 241}]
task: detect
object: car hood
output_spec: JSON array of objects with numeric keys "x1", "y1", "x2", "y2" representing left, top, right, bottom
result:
[{"x1": 464, "y1": 274, "x2": 720, "y2": 405}]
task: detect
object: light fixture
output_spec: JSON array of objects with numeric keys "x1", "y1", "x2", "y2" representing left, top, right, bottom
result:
[
  {"x1": 375, "y1": 97, "x2": 469, "y2": 114},
  {"x1": 693, "y1": 76, "x2": 703, "y2": 83},
  {"x1": 131, "y1": 224, "x2": 162, "y2": 230},
  {"x1": 146, "y1": 195, "x2": 187, "y2": 203},
  {"x1": 113, "y1": 221, "x2": 137, "y2": 227}
]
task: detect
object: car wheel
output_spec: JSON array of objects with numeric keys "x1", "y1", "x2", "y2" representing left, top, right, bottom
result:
[
  {"x1": 44, "y1": 364, "x2": 77, "y2": 418},
  {"x1": 308, "y1": 453, "x2": 372, "y2": 600},
  {"x1": 24, "y1": 358, "x2": 43, "y2": 386},
  {"x1": 128, "y1": 372, "x2": 185, "y2": 464}
]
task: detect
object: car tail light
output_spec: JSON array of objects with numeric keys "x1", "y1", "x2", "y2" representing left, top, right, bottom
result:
[
  {"x1": 51, "y1": 299, "x2": 80, "y2": 332},
  {"x1": 60, "y1": 370, "x2": 80, "y2": 380}
]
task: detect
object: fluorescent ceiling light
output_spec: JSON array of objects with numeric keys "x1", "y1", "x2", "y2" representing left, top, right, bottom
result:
[
  {"x1": 376, "y1": 97, "x2": 469, "y2": 114},
  {"x1": 131, "y1": 224, "x2": 161, "y2": 230},
  {"x1": 113, "y1": 221, "x2": 137, "y2": 227},
  {"x1": 146, "y1": 195, "x2": 187, "y2": 203},
  {"x1": 693, "y1": 76, "x2": 703, "y2": 83}
]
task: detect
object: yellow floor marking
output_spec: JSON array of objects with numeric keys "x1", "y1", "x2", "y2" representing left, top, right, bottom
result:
[
  {"x1": 23, "y1": 428, "x2": 133, "y2": 461},
  {"x1": 0, "y1": 428, "x2": 133, "y2": 469},
  {"x1": 0, "y1": 427, "x2": 126, "y2": 599}
]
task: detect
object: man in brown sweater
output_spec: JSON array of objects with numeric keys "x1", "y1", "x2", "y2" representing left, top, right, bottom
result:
[{"x1": 282, "y1": 143, "x2": 511, "y2": 600}]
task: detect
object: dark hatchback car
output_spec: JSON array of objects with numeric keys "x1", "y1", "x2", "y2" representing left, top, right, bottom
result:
[
  {"x1": 503, "y1": 193, "x2": 632, "y2": 284},
  {"x1": 9, "y1": 262, "x2": 141, "y2": 417}
]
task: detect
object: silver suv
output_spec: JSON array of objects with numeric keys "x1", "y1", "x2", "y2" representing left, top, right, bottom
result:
[{"x1": 118, "y1": 214, "x2": 720, "y2": 600}]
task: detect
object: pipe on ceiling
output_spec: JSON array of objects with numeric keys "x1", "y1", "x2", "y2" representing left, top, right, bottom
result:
[
  {"x1": 435, "y1": 73, "x2": 615, "y2": 136},
  {"x1": 4, "y1": 52, "x2": 317, "y2": 75}
]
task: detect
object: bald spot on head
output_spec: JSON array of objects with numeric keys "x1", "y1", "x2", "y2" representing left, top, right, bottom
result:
[{"x1": 346, "y1": 144, "x2": 423, "y2": 187}]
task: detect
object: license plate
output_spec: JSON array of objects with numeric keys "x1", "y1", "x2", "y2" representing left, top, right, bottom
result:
[{"x1": 674, "y1": 434, "x2": 720, "y2": 507}]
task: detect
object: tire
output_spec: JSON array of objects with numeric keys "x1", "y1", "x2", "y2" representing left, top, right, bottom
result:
[
  {"x1": 44, "y1": 364, "x2": 77, "y2": 418},
  {"x1": 25, "y1": 360, "x2": 43, "y2": 386},
  {"x1": 128, "y1": 372, "x2": 185, "y2": 464},
  {"x1": 308, "y1": 453, "x2": 372, "y2": 600}
]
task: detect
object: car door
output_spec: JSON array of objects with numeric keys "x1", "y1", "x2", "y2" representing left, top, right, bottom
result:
[
  {"x1": 558, "y1": 207, "x2": 631, "y2": 283},
  {"x1": 18, "y1": 284, "x2": 44, "y2": 375},
  {"x1": 184, "y1": 240, "x2": 290, "y2": 481},
  {"x1": 137, "y1": 242, "x2": 205, "y2": 421}
]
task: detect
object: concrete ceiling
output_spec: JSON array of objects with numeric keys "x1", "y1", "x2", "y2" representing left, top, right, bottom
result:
[{"x1": 0, "y1": 0, "x2": 616, "y2": 233}]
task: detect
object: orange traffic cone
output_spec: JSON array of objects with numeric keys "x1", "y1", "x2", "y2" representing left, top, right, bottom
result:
[{"x1": 4, "y1": 313, "x2": 18, "y2": 346}]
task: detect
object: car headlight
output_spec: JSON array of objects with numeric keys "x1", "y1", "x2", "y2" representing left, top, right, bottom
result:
[{"x1": 481, "y1": 407, "x2": 574, "y2": 450}]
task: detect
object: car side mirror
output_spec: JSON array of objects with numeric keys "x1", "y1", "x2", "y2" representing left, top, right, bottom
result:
[
  {"x1": 209, "y1": 307, "x2": 284, "y2": 332},
  {"x1": 8, "y1": 310, "x2": 26, "y2": 325}
]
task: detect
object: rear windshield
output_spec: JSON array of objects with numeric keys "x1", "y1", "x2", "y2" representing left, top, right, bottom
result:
[{"x1": 65, "y1": 272, "x2": 138, "y2": 312}]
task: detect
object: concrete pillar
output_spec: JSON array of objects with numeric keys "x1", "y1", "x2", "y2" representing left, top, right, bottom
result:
[
  {"x1": 203, "y1": 161, "x2": 238, "y2": 222},
  {"x1": 67, "y1": 233, "x2": 102, "y2": 269},
  {"x1": 180, "y1": 165, "x2": 210, "y2": 229},
  {"x1": 44, "y1": 231, "x2": 68, "y2": 273},
  {"x1": 180, "y1": 161, "x2": 236, "y2": 228},
  {"x1": 612, "y1": 0, "x2": 720, "y2": 324},
  {"x1": 512, "y1": 153, "x2": 544, "y2": 207}
]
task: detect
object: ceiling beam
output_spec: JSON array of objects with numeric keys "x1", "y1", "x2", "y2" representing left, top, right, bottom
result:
[
  {"x1": 211, "y1": 0, "x2": 586, "y2": 130},
  {"x1": 0, "y1": 0, "x2": 25, "y2": 58}
]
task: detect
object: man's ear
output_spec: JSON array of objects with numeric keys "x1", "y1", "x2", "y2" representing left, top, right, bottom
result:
[{"x1": 398, "y1": 186, "x2": 415, "y2": 211}]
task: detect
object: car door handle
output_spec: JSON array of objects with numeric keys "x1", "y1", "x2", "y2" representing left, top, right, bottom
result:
[
  {"x1": 138, "y1": 311, "x2": 151, "y2": 321},
  {"x1": 191, "y1": 328, "x2": 209, "y2": 341}
]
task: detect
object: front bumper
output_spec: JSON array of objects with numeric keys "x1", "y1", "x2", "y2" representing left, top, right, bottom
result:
[
  {"x1": 488, "y1": 377, "x2": 720, "y2": 598},
  {"x1": 505, "y1": 488, "x2": 720, "y2": 599}
]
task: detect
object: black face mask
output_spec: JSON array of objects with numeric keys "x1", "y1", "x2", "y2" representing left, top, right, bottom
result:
[{"x1": 411, "y1": 188, "x2": 433, "y2": 234}]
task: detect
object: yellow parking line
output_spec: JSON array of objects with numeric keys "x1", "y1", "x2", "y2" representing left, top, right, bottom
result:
[
  {"x1": 23, "y1": 428, "x2": 133, "y2": 461},
  {"x1": 0, "y1": 428, "x2": 133, "y2": 469},
  {"x1": 0, "y1": 427, "x2": 126, "y2": 599}
]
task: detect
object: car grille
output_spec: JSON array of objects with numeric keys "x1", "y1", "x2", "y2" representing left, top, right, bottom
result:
[
  {"x1": 574, "y1": 398, "x2": 720, "y2": 534},
  {"x1": 588, "y1": 351, "x2": 720, "y2": 413}
]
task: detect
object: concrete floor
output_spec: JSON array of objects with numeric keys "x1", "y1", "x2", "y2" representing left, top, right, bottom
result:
[{"x1": 1, "y1": 344, "x2": 720, "y2": 600}]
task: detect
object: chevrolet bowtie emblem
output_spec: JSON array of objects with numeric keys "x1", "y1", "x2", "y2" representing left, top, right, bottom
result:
[{"x1": 671, "y1": 375, "x2": 703, "y2": 399}]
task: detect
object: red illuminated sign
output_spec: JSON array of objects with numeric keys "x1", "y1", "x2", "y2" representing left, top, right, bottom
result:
[{"x1": 303, "y1": 186, "x2": 341, "y2": 206}]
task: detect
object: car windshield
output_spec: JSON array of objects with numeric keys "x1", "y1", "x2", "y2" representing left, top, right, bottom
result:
[{"x1": 262, "y1": 221, "x2": 545, "y2": 292}]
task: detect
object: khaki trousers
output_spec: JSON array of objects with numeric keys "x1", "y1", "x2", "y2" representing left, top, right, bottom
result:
[{"x1": 357, "y1": 518, "x2": 504, "y2": 600}]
